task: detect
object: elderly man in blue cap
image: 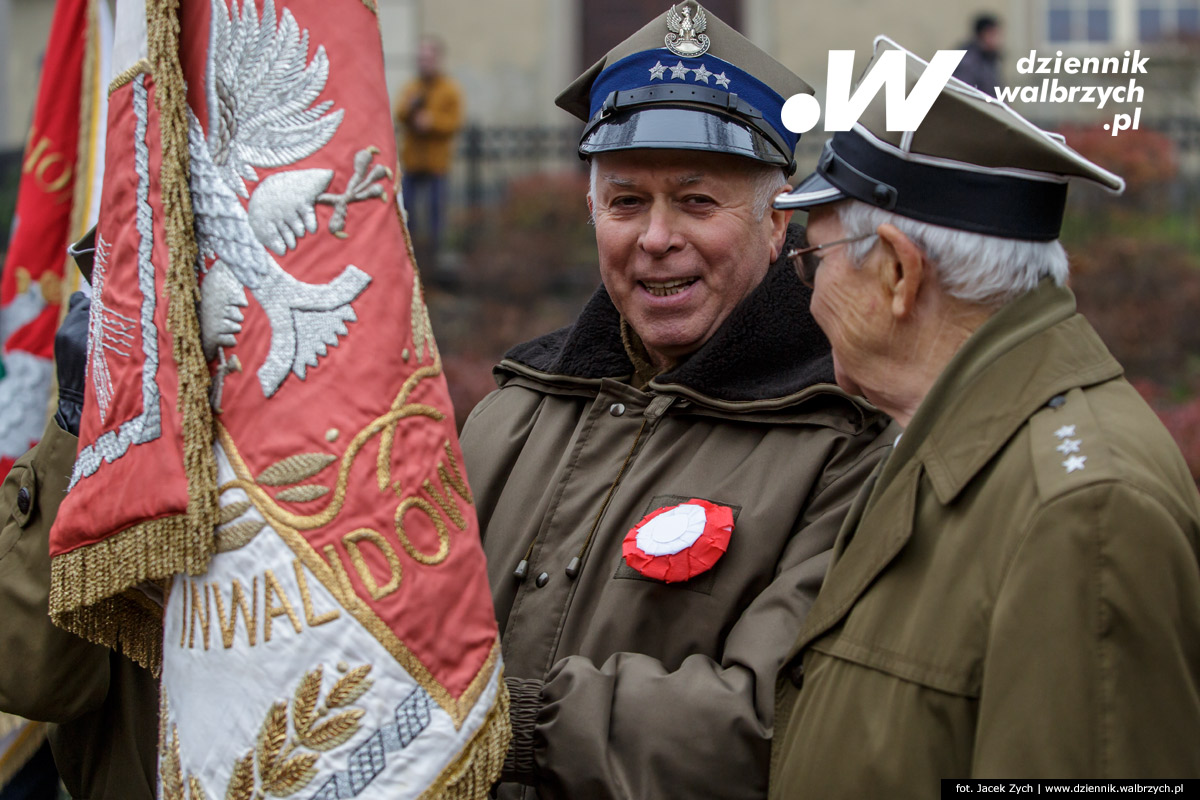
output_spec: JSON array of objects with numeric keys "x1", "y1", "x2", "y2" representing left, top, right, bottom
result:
[{"x1": 459, "y1": 4, "x2": 893, "y2": 798}]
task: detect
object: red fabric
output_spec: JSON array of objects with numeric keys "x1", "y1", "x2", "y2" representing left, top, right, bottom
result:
[
  {"x1": 53, "y1": 0, "x2": 498, "y2": 703},
  {"x1": 179, "y1": 0, "x2": 494, "y2": 699},
  {"x1": 623, "y1": 499, "x2": 734, "y2": 583},
  {"x1": 51, "y1": 76, "x2": 191, "y2": 555},
  {"x1": 0, "y1": 0, "x2": 89, "y2": 479}
]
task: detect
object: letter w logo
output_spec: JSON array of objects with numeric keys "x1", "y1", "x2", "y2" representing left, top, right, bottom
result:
[
  {"x1": 783, "y1": 46, "x2": 966, "y2": 133},
  {"x1": 826, "y1": 49, "x2": 964, "y2": 130}
]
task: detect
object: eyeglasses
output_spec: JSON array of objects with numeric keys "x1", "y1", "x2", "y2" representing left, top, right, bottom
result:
[{"x1": 787, "y1": 233, "x2": 877, "y2": 289}]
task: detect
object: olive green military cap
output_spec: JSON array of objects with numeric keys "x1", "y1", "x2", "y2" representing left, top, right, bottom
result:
[
  {"x1": 556, "y1": 2, "x2": 813, "y2": 173},
  {"x1": 777, "y1": 36, "x2": 1125, "y2": 240}
]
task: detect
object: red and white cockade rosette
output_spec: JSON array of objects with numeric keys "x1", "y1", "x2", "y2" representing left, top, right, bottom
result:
[{"x1": 622, "y1": 499, "x2": 734, "y2": 583}]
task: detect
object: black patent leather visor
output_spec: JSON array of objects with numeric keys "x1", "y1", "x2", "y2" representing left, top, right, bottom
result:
[
  {"x1": 579, "y1": 107, "x2": 790, "y2": 168},
  {"x1": 773, "y1": 171, "x2": 845, "y2": 210}
]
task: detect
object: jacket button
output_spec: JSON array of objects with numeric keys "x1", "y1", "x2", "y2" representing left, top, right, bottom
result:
[
  {"x1": 788, "y1": 660, "x2": 805, "y2": 689},
  {"x1": 16, "y1": 487, "x2": 31, "y2": 515},
  {"x1": 609, "y1": 403, "x2": 625, "y2": 417},
  {"x1": 535, "y1": 572, "x2": 550, "y2": 588}
]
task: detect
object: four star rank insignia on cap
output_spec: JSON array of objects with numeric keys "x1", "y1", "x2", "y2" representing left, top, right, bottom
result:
[{"x1": 623, "y1": 499, "x2": 733, "y2": 583}]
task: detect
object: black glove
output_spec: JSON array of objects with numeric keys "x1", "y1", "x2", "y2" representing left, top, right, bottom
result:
[{"x1": 54, "y1": 292, "x2": 90, "y2": 436}]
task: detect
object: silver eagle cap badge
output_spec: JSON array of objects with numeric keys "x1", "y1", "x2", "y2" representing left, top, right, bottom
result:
[{"x1": 665, "y1": 2, "x2": 710, "y2": 57}]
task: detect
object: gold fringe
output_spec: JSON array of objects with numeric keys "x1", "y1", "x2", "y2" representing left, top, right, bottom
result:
[
  {"x1": 47, "y1": 516, "x2": 207, "y2": 671},
  {"x1": 418, "y1": 675, "x2": 512, "y2": 800},
  {"x1": 48, "y1": 6, "x2": 217, "y2": 660}
]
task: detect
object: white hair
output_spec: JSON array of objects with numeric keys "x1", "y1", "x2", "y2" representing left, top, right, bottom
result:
[
  {"x1": 588, "y1": 158, "x2": 787, "y2": 220},
  {"x1": 834, "y1": 200, "x2": 1069, "y2": 306}
]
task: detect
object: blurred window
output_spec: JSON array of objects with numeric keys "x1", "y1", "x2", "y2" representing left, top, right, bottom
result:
[
  {"x1": 1047, "y1": 0, "x2": 1113, "y2": 42},
  {"x1": 1139, "y1": 4, "x2": 1164, "y2": 39},
  {"x1": 1138, "y1": 0, "x2": 1200, "y2": 39},
  {"x1": 1048, "y1": 0, "x2": 1200, "y2": 42},
  {"x1": 1088, "y1": 3, "x2": 1114, "y2": 38}
]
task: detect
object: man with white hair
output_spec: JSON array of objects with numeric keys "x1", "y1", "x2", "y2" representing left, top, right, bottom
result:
[{"x1": 769, "y1": 40, "x2": 1200, "y2": 791}]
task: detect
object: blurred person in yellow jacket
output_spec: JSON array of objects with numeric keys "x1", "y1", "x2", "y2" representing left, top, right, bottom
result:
[{"x1": 394, "y1": 36, "x2": 463, "y2": 254}]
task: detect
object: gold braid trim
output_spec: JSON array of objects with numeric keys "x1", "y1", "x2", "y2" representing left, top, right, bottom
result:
[
  {"x1": 147, "y1": 0, "x2": 218, "y2": 581},
  {"x1": 417, "y1": 675, "x2": 511, "y2": 800},
  {"x1": 49, "y1": 1, "x2": 217, "y2": 668},
  {"x1": 221, "y1": 417, "x2": 500, "y2": 727},
  {"x1": 109, "y1": 58, "x2": 152, "y2": 96}
]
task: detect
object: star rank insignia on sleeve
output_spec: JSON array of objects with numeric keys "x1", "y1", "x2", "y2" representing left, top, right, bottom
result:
[{"x1": 1062, "y1": 454, "x2": 1087, "y2": 473}]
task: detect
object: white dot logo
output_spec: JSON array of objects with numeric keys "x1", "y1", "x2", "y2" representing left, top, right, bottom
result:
[{"x1": 781, "y1": 93, "x2": 822, "y2": 134}]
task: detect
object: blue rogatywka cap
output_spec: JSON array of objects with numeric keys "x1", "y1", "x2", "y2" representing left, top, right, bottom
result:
[{"x1": 556, "y1": 2, "x2": 814, "y2": 174}]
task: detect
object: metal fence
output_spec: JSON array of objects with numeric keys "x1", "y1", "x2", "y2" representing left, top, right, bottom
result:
[
  {"x1": 448, "y1": 122, "x2": 830, "y2": 210},
  {"x1": 445, "y1": 116, "x2": 1200, "y2": 214},
  {"x1": 5, "y1": 115, "x2": 1200, "y2": 256}
]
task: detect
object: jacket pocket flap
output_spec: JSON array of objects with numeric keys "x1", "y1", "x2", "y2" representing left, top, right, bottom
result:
[{"x1": 811, "y1": 634, "x2": 980, "y2": 698}]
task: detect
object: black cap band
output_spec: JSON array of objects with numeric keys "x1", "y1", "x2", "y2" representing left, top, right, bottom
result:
[
  {"x1": 580, "y1": 85, "x2": 795, "y2": 169},
  {"x1": 822, "y1": 132, "x2": 1069, "y2": 241}
]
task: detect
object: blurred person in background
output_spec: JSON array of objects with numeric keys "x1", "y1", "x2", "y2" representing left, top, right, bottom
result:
[
  {"x1": 770, "y1": 41, "x2": 1200, "y2": 794},
  {"x1": 459, "y1": 3, "x2": 893, "y2": 798},
  {"x1": 953, "y1": 12, "x2": 1004, "y2": 95},
  {"x1": 394, "y1": 35, "x2": 463, "y2": 264}
]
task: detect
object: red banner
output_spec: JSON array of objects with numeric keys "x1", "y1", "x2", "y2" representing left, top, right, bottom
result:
[
  {"x1": 49, "y1": 2, "x2": 507, "y2": 795},
  {"x1": 0, "y1": 0, "x2": 90, "y2": 477}
]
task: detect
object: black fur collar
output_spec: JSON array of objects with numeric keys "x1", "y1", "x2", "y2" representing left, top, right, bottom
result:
[{"x1": 502, "y1": 226, "x2": 834, "y2": 402}]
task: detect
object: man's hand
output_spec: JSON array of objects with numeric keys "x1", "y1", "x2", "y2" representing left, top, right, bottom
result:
[{"x1": 54, "y1": 292, "x2": 90, "y2": 436}]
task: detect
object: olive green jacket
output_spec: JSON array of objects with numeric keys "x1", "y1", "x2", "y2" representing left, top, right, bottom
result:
[
  {"x1": 0, "y1": 420, "x2": 158, "y2": 800},
  {"x1": 462, "y1": 256, "x2": 894, "y2": 800},
  {"x1": 772, "y1": 281, "x2": 1200, "y2": 795}
]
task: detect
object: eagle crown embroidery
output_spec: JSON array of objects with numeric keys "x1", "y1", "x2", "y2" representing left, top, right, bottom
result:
[{"x1": 192, "y1": 0, "x2": 390, "y2": 410}]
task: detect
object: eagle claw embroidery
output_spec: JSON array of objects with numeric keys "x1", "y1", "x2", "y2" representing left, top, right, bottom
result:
[
  {"x1": 192, "y1": 0, "x2": 381, "y2": 408},
  {"x1": 317, "y1": 146, "x2": 393, "y2": 239}
]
